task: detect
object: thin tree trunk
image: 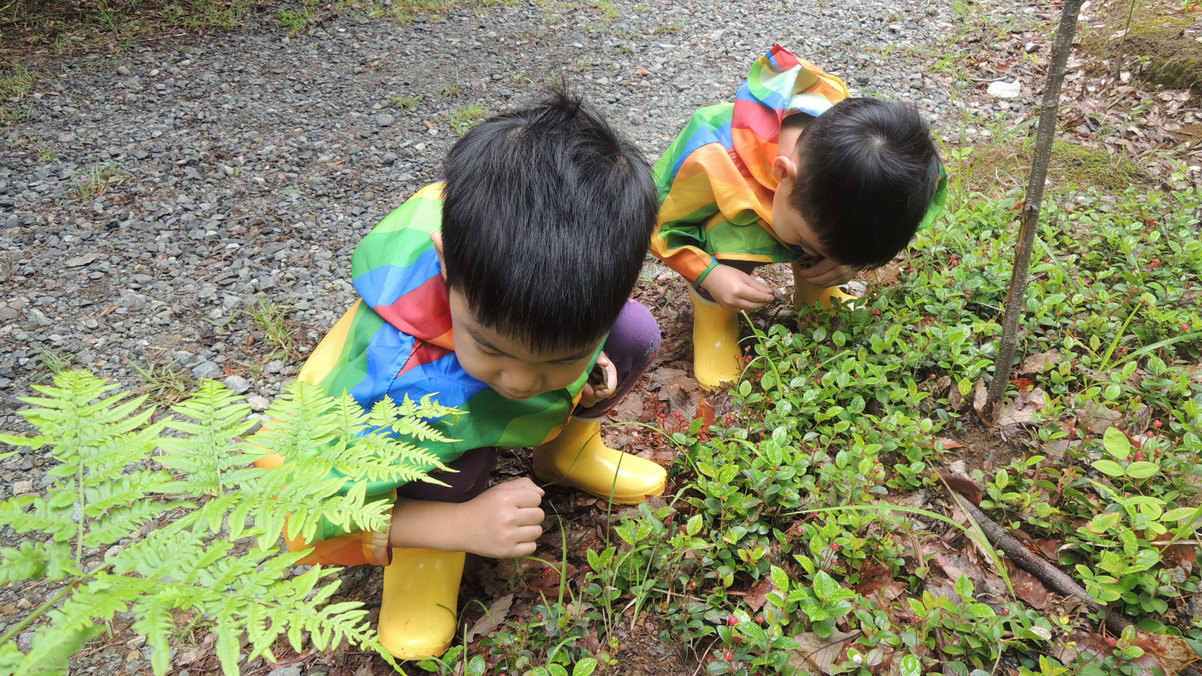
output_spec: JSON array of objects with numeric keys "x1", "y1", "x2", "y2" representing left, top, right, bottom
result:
[{"x1": 984, "y1": 0, "x2": 1085, "y2": 421}]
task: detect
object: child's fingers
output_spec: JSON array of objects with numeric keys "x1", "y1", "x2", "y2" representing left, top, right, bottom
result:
[
  {"x1": 509, "y1": 517, "x2": 543, "y2": 538},
  {"x1": 501, "y1": 477, "x2": 545, "y2": 496},
  {"x1": 515, "y1": 505, "x2": 545, "y2": 526},
  {"x1": 512, "y1": 541, "x2": 538, "y2": 558}
]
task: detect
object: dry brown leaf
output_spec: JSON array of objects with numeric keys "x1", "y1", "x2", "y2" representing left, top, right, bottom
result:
[
  {"x1": 936, "y1": 467, "x2": 984, "y2": 504},
  {"x1": 1078, "y1": 402, "x2": 1123, "y2": 434},
  {"x1": 1129, "y1": 631, "x2": 1199, "y2": 673},
  {"x1": 790, "y1": 630, "x2": 857, "y2": 674},
  {"x1": 1164, "y1": 542, "x2": 1197, "y2": 583},
  {"x1": 996, "y1": 386, "x2": 1047, "y2": 426},
  {"x1": 529, "y1": 562, "x2": 578, "y2": 594},
  {"x1": 1034, "y1": 538, "x2": 1063, "y2": 563},
  {"x1": 1051, "y1": 631, "x2": 1115, "y2": 664},
  {"x1": 742, "y1": 576, "x2": 778, "y2": 613},
  {"x1": 1008, "y1": 566, "x2": 1051, "y2": 609},
  {"x1": 972, "y1": 377, "x2": 989, "y2": 423},
  {"x1": 463, "y1": 593, "x2": 513, "y2": 644}
]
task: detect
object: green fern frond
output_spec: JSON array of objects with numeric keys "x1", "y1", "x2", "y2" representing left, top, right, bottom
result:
[
  {"x1": 82, "y1": 499, "x2": 178, "y2": 549},
  {"x1": 0, "y1": 541, "x2": 72, "y2": 584},
  {"x1": 250, "y1": 380, "x2": 343, "y2": 460},
  {"x1": 45, "y1": 576, "x2": 142, "y2": 635},
  {"x1": 0, "y1": 370, "x2": 457, "y2": 674},
  {"x1": 0, "y1": 495, "x2": 77, "y2": 541},
  {"x1": 19, "y1": 372, "x2": 159, "y2": 470},
  {"x1": 79, "y1": 424, "x2": 163, "y2": 484},
  {"x1": 131, "y1": 596, "x2": 174, "y2": 675},
  {"x1": 159, "y1": 381, "x2": 257, "y2": 494},
  {"x1": 14, "y1": 623, "x2": 104, "y2": 675},
  {"x1": 109, "y1": 525, "x2": 208, "y2": 580},
  {"x1": 83, "y1": 471, "x2": 172, "y2": 515}
]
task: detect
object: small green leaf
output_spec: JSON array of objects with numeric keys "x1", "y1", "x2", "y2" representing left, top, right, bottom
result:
[
  {"x1": 466, "y1": 655, "x2": 487, "y2": 676},
  {"x1": 573, "y1": 658, "x2": 598, "y2": 676},
  {"x1": 901, "y1": 654, "x2": 921, "y2": 676},
  {"x1": 1087, "y1": 512, "x2": 1122, "y2": 533},
  {"x1": 1091, "y1": 459, "x2": 1125, "y2": 477},
  {"x1": 1102, "y1": 427, "x2": 1131, "y2": 460},
  {"x1": 1162, "y1": 507, "x2": 1200, "y2": 521},
  {"x1": 1125, "y1": 461, "x2": 1160, "y2": 479}
]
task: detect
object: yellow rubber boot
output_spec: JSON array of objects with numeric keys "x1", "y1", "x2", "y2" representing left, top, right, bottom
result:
[
  {"x1": 793, "y1": 279, "x2": 858, "y2": 310},
  {"x1": 378, "y1": 548, "x2": 465, "y2": 660},
  {"x1": 533, "y1": 418, "x2": 666, "y2": 504},
  {"x1": 688, "y1": 286, "x2": 742, "y2": 390}
]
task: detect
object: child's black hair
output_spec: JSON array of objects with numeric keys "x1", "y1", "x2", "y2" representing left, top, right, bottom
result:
[
  {"x1": 789, "y1": 97, "x2": 941, "y2": 269},
  {"x1": 441, "y1": 89, "x2": 657, "y2": 354}
]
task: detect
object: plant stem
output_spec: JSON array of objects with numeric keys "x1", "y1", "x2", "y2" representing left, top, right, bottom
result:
[
  {"x1": 984, "y1": 0, "x2": 1085, "y2": 421},
  {"x1": 0, "y1": 578, "x2": 80, "y2": 646}
]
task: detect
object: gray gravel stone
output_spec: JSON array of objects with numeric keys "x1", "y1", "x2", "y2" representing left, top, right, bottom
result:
[
  {"x1": 191, "y1": 361, "x2": 223, "y2": 380},
  {"x1": 223, "y1": 374, "x2": 251, "y2": 394}
]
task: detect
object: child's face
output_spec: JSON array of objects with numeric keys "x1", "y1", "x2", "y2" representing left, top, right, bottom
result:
[
  {"x1": 771, "y1": 186, "x2": 830, "y2": 268},
  {"x1": 447, "y1": 288, "x2": 600, "y2": 400}
]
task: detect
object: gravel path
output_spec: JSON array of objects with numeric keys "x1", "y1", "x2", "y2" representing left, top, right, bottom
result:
[{"x1": 0, "y1": 0, "x2": 1028, "y2": 671}]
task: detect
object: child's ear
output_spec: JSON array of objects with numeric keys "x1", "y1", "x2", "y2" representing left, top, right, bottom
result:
[
  {"x1": 431, "y1": 231, "x2": 448, "y2": 281},
  {"x1": 770, "y1": 155, "x2": 798, "y2": 184}
]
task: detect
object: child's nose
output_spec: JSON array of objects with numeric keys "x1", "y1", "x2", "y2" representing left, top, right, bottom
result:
[{"x1": 501, "y1": 368, "x2": 541, "y2": 395}]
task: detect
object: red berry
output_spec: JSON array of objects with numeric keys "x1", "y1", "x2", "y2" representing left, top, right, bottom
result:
[
  {"x1": 1135, "y1": 451, "x2": 1145, "y2": 461},
  {"x1": 724, "y1": 651, "x2": 734, "y2": 661},
  {"x1": 1105, "y1": 636, "x2": 1116, "y2": 647},
  {"x1": 754, "y1": 615, "x2": 764, "y2": 624},
  {"x1": 727, "y1": 615, "x2": 739, "y2": 626},
  {"x1": 830, "y1": 542, "x2": 841, "y2": 551},
  {"x1": 1147, "y1": 431, "x2": 1155, "y2": 437},
  {"x1": 536, "y1": 614, "x2": 544, "y2": 621},
  {"x1": 689, "y1": 580, "x2": 697, "y2": 590},
  {"x1": 1153, "y1": 420, "x2": 1163, "y2": 428},
  {"x1": 870, "y1": 309, "x2": 881, "y2": 315},
  {"x1": 1183, "y1": 324, "x2": 1191, "y2": 331}
]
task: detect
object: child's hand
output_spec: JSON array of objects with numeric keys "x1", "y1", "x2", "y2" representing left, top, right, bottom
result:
[
  {"x1": 579, "y1": 352, "x2": 617, "y2": 408},
  {"x1": 699, "y1": 264, "x2": 775, "y2": 311},
  {"x1": 793, "y1": 257, "x2": 856, "y2": 287},
  {"x1": 458, "y1": 478, "x2": 546, "y2": 558}
]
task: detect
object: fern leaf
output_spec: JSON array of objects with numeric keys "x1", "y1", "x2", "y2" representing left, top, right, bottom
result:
[
  {"x1": 16, "y1": 623, "x2": 104, "y2": 675},
  {"x1": 215, "y1": 610, "x2": 242, "y2": 676},
  {"x1": 159, "y1": 381, "x2": 256, "y2": 495},
  {"x1": 45, "y1": 576, "x2": 140, "y2": 634},
  {"x1": 0, "y1": 540, "x2": 72, "y2": 584},
  {"x1": 131, "y1": 596, "x2": 174, "y2": 676},
  {"x1": 0, "y1": 496, "x2": 77, "y2": 542},
  {"x1": 83, "y1": 471, "x2": 171, "y2": 515},
  {"x1": 83, "y1": 499, "x2": 177, "y2": 548}
]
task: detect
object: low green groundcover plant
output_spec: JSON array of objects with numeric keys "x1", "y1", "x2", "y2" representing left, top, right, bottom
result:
[
  {"x1": 542, "y1": 187, "x2": 1201, "y2": 675},
  {"x1": 0, "y1": 371, "x2": 457, "y2": 674}
]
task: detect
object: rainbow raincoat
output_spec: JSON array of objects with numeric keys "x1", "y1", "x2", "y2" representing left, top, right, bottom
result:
[
  {"x1": 651, "y1": 45, "x2": 945, "y2": 287},
  {"x1": 299, "y1": 183, "x2": 591, "y2": 540}
]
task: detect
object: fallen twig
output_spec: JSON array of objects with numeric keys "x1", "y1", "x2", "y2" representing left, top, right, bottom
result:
[
  {"x1": 946, "y1": 488, "x2": 1202, "y2": 675},
  {"x1": 946, "y1": 490, "x2": 1127, "y2": 635}
]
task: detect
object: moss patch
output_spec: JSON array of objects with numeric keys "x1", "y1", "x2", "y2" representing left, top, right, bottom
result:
[
  {"x1": 957, "y1": 139, "x2": 1153, "y2": 198},
  {"x1": 1080, "y1": 0, "x2": 1202, "y2": 93}
]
